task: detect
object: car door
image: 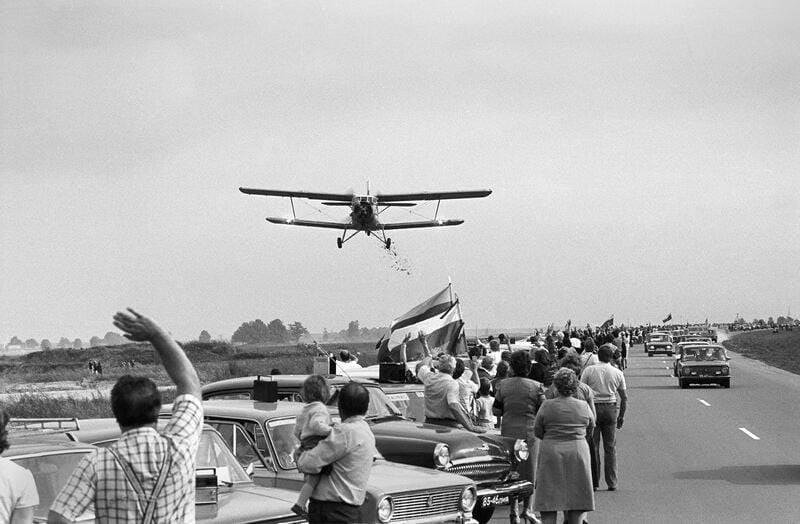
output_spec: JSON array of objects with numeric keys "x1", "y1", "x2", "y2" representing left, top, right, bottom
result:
[{"x1": 205, "y1": 418, "x2": 283, "y2": 489}]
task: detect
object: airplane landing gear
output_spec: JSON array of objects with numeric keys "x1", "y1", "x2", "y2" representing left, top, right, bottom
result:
[
  {"x1": 337, "y1": 237, "x2": 343, "y2": 249},
  {"x1": 385, "y1": 238, "x2": 392, "y2": 250}
]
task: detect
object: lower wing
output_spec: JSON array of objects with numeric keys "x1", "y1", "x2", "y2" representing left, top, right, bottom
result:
[
  {"x1": 266, "y1": 217, "x2": 350, "y2": 229},
  {"x1": 381, "y1": 219, "x2": 464, "y2": 230}
]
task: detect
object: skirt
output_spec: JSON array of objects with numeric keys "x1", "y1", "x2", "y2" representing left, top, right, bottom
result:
[{"x1": 533, "y1": 438, "x2": 594, "y2": 512}]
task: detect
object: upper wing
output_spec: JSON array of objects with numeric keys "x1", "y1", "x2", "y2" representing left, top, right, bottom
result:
[
  {"x1": 266, "y1": 217, "x2": 350, "y2": 229},
  {"x1": 240, "y1": 188, "x2": 353, "y2": 202},
  {"x1": 376, "y1": 189, "x2": 491, "y2": 202},
  {"x1": 381, "y1": 219, "x2": 464, "y2": 230}
]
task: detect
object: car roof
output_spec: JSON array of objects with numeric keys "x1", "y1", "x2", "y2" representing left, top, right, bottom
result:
[
  {"x1": 195, "y1": 400, "x2": 309, "y2": 421},
  {"x1": 4, "y1": 438, "x2": 96, "y2": 458},
  {"x1": 201, "y1": 374, "x2": 373, "y2": 394}
]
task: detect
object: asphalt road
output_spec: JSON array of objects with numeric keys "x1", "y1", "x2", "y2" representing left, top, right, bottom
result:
[{"x1": 491, "y1": 342, "x2": 800, "y2": 523}]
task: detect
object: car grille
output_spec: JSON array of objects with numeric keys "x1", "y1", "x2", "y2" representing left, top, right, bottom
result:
[
  {"x1": 688, "y1": 367, "x2": 723, "y2": 376},
  {"x1": 445, "y1": 458, "x2": 511, "y2": 483},
  {"x1": 391, "y1": 487, "x2": 462, "y2": 521}
]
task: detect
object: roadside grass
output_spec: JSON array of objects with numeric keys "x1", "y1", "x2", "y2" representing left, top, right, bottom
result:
[{"x1": 722, "y1": 329, "x2": 800, "y2": 375}]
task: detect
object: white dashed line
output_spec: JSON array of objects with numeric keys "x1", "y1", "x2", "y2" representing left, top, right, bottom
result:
[
  {"x1": 739, "y1": 427, "x2": 760, "y2": 440},
  {"x1": 697, "y1": 399, "x2": 710, "y2": 406}
]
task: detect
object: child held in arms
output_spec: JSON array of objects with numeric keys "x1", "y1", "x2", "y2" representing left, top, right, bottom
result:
[{"x1": 292, "y1": 375, "x2": 333, "y2": 516}]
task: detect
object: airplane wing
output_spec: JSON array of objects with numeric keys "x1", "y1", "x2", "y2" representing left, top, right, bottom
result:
[
  {"x1": 381, "y1": 219, "x2": 464, "y2": 230},
  {"x1": 376, "y1": 189, "x2": 491, "y2": 202},
  {"x1": 266, "y1": 217, "x2": 350, "y2": 229},
  {"x1": 240, "y1": 188, "x2": 352, "y2": 202}
]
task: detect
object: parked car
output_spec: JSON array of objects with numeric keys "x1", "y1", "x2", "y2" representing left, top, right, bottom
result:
[
  {"x1": 675, "y1": 344, "x2": 731, "y2": 388},
  {"x1": 202, "y1": 375, "x2": 532, "y2": 523},
  {"x1": 644, "y1": 332, "x2": 674, "y2": 356},
  {"x1": 188, "y1": 400, "x2": 479, "y2": 524},
  {"x1": 62, "y1": 419, "x2": 306, "y2": 523}
]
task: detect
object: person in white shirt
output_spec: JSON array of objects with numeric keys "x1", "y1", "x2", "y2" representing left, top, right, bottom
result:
[{"x1": 580, "y1": 344, "x2": 627, "y2": 491}]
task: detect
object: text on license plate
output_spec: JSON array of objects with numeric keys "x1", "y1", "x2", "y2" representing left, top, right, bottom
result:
[{"x1": 480, "y1": 494, "x2": 510, "y2": 508}]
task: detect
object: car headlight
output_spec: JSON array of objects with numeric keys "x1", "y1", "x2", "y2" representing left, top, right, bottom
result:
[
  {"x1": 666, "y1": 345, "x2": 672, "y2": 349},
  {"x1": 460, "y1": 486, "x2": 477, "y2": 512},
  {"x1": 721, "y1": 366, "x2": 729, "y2": 374},
  {"x1": 377, "y1": 496, "x2": 393, "y2": 523},
  {"x1": 433, "y1": 443, "x2": 450, "y2": 468},
  {"x1": 514, "y1": 439, "x2": 529, "y2": 461}
]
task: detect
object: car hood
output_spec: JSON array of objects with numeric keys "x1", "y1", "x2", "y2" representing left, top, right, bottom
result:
[
  {"x1": 369, "y1": 460, "x2": 472, "y2": 495},
  {"x1": 681, "y1": 361, "x2": 726, "y2": 367},
  {"x1": 370, "y1": 418, "x2": 509, "y2": 461},
  {"x1": 196, "y1": 484, "x2": 297, "y2": 523}
]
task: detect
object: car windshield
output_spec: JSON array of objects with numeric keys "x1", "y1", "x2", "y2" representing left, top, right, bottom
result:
[
  {"x1": 195, "y1": 429, "x2": 251, "y2": 484},
  {"x1": 329, "y1": 385, "x2": 402, "y2": 419},
  {"x1": 649, "y1": 335, "x2": 669, "y2": 342},
  {"x1": 11, "y1": 450, "x2": 93, "y2": 521},
  {"x1": 265, "y1": 417, "x2": 301, "y2": 470},
  {"x1": 682, "y1": 348, "x2": 723, "y2": 361}
]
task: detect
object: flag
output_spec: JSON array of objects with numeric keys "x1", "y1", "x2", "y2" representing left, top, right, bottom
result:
[
  {"x1": 600, "y1": 316, "x2": 614, "y2": 330},
  {"x1": 563, "y1": 319, "x2": 572, "y2": 334},
  {"x1": 389, "y1": 285, "x2": 463, "y2": 358},
  {"x1": 662, "y1": 313, "x2": 672, "y2": 323}
]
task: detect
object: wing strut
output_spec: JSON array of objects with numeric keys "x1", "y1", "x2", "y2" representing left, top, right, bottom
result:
[
  {"x1": 290, "y1": 197, "x2": 296, "y2": 219},
  {"x1": 434, "y1": 200, "x2": 441, "y2": 220}
]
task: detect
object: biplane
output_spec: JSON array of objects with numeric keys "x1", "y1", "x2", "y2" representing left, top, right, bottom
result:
[{"x1": 238, "y1": 184, "x2": 491, "y2": 249}]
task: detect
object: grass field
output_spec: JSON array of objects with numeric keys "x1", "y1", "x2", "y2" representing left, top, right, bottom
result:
[{"x1": 722, "y1": 329, "x2": 800, "y2": 375}]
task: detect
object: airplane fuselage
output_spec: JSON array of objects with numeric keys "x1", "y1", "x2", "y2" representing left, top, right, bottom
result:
[{"x1": 350, "y1": 195, "x2": 380, "y2": 230}]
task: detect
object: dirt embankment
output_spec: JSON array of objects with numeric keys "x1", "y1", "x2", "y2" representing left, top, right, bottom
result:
[{"x1": 722, "y1": 329, "x2": 800, "y2": 376}]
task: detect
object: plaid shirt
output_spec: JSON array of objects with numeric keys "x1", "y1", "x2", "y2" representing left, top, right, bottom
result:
[{"x1": 51, "y1": 394, "x2": 202, "y2": 523}]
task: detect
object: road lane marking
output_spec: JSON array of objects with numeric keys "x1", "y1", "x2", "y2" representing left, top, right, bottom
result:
[
  {"x1": 739, "y1": 427, "x2": 760, "y2": 440},
  {"x1": 697, "y1": 398, "x2": 710, "y2": 406}
]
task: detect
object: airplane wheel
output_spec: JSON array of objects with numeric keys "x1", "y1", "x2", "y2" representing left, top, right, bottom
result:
[
  {"x1": 385, "y1": 238, "x2": 392, "y2": 250},
  {"x1": 337, "y1": 238, "x2": 343, "y2": 249}
]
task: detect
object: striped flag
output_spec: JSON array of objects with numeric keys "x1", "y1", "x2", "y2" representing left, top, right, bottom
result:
[
  {"x1": 389, "y1": 285, "x2": 463, "y2": 358},
  {"x1": 600, "y1": 316, "x2": 614, "y2": 330}
]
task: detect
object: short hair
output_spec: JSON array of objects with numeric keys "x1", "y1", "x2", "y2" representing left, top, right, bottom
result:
[
  {"x1": 338, "y1": 382, "x2": 370, "y2": 419},
  {"x1": 452, "y1": 358, "x2": 465, "y2": 380},
  {"x1": 509, "y1": 350, "x2": 531, "y2": 378},
  {"x1": 302, "y1": 375, "x2": 330, "y2": 404},
  {"x1": 553, "y1": 368, "x2": 579, "y2": 396},
  {"x1": 270, "y1": 368, "x2": 282, "y2": 375},
  {"x1": 436, "y1": 354, "x2": 456, "y2": 374},
  {"x1": 339, "y1": 350, "x2": 352, "y2": 362},
  {"x1": 559, "y1": 355, "x2": 582, "y2": 376},
  {"x1": 0, "y1": 407, "x2": 10, "y2": 454},
  {"x1": 480, "y1": 355, "x2": 495, "y2": 370},
  {"x1": 598, "y1": 344, "x2": 615, "y2": 362},
  {"x1": 489, "y1": 339, "x2": 500, "y2": 351},
  {"x1": 495, "y1": 360, "x2": 509, "y2": 378},
  {"x1": 498, "y1": 333, "x2": 507, "y2": 341},
  {"x1": 111, "y1": 375, "x2": 162, "y2": 428},
  {"x1": 478, "y1": 378, "x2": 492, "y2": 396}
]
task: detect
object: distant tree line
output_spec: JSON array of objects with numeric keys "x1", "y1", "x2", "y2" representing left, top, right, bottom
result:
[
  {"x1": 220, "y1": 318, "x2": 388, "y2": 345},
  {"x1": 4, "y1": 332, "x2": 130, "y2": 351}
]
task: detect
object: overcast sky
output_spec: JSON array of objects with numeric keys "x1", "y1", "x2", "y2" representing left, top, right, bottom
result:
[{"x1": 2, "y1": 0, "x2": 798, "y2": 342}]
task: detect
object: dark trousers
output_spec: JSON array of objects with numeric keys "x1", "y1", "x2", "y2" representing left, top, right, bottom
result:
[
  {"x1": 592, "y1": 403, "x2": 619, "y2": 489},
  {"x1": 308, "y1": 499, "x2": 361, "y2": 524}
]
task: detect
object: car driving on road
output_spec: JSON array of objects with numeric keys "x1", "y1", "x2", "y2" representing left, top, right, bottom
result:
[
  {"x1": 675, "y1": 344, "x2": 731, "y2": 389},
  {"x1": 645, "y1": 332, "x2": 674, "y2": 356}
]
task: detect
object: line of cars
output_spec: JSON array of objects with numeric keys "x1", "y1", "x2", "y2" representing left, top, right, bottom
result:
[{"x1": 645, "y1": 330, "x2": 732, "y2": 388}]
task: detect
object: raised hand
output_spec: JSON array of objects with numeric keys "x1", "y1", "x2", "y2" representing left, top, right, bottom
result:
[
  {"x1": 113, "y1": 308, "x2": 164, "y2": 342},
  {"x1": 417, "y1": 330, "x2": 427, "y2": 343},
  {"x1": 402, "y1": 332, "x2": 412, "y2": 344}
]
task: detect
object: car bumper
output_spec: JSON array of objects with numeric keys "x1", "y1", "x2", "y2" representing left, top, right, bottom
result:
[
  {"x1": 475, "y1": 480, "x2": 533, "y2": 510},
  {"x1": 394, "y1": 512, "x2": 474, "y2": 524}
]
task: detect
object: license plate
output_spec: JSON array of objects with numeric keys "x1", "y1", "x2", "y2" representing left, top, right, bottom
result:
[{"x1": 480, "y1": 494, "x2": 510, "y2": 508}]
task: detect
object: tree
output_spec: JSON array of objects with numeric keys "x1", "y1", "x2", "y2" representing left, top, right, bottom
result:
[
  {"x1": 58, "y1": 337, "x2": 71, "y2": 348},
  {"x1": 265, "y1": 319, "x2": 289, "y2": 343},
  {"x1": 768, "y1": 317, "x2": 775, "y2": 327},
  {"x1": 73, "y1": 338, "x2": 83, "y2": 349},
  {"x1": 24, "y1": 338, "x2": 39, "y2": 349},
  {"x1": 103, "y1": 332, "x2": 127, "y2": 346},
  {"x1": 346, "y1": 320, "x2": 360, "y2": 340},
  {"x1": 322, "y1": 328, "x2": 329, "y2": 342},
  {"x1": 90, "y1": 336, "x2": 103, "y2": 347},
  {"x1": 8, "y1": 336, "x2": 23, "y2": 347},
  {"x1": 232, "y1": 319, "x2": 269, "y2": 344},
  {"x1": 287, "y1": 321, "x2": 309, "y2": 342},
  {"x1": 198, "y1": 330, "x2": 212, "y2": 343},
  {"x1": 41, "y1": 339, "x2": 52, "y2": 350}
]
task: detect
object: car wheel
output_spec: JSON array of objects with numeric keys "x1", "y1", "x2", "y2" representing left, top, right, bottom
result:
[
  {"x1": 472, "y1": 504, "x2": 495, "y2": 524},
  {"x1": 648, "y1": 352, "x2": 653, "y2": 357},
  {"x1": 667, "y1": 352, "x2": 673, "y2": 357},
  {"x1": 721, "y1": 378, "x2": 731, "y2": 388},
  {"x1": 679, "y1": 379, "x2": 688, "y2": 389}
]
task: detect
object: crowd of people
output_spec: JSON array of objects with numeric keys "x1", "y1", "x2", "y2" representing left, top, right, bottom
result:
[{"x1": 2, "y1": 309, "x2": 638, "y2": 524}]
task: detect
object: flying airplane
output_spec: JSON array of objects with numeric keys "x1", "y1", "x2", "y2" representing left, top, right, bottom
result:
[{"x1": 238, "y1": 184, "x2": 492, "y2": 249}]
